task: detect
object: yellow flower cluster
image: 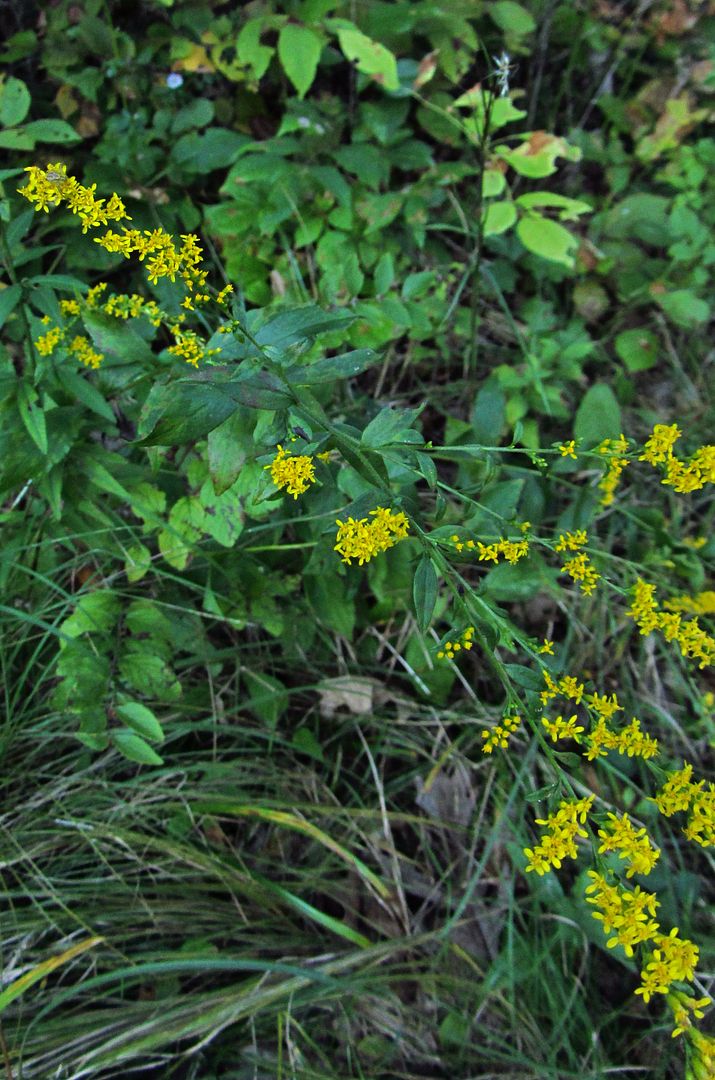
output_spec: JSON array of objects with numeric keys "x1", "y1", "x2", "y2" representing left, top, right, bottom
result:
[
  {"x1": 68, "y1": 334, "x2": 103, "y2": 370},
  {"x1": 334, "y1": 507, "x2": 409, "y2": 566},
  {"x1": 585, "y1": 715, "x2": 659, "y2": 761},
  {"x1": 597, "y1": 434, "x2": 630, "y2": 507},
  {"x1": 103, "y1": 292, "x2": 162, "y2": 324},
  {"x1": 20, "y1": 162, "x2": 130, "y2": 232},
  {"x1": 639, "y1": 423, "x2": 715, "y2": 494},
  {"x1": 35, "y1": 321, "x2": 64, "y2": 356},
  {"x1": 668, "y1": 989, "x2": 712, "y2": 1040},
  {"x1": 540, "y1": 669, "x2": 585, "y2": 707},
  {"x1": 437, "y1": 625, "x2": 475, "y2": 660},
  {"x1": 585, "y1": 872, "x2": 660, "y2": 955},
  {"x1": 97, "y1": 227, "x2": 207, "y2": 293},
  {"x1": 167, "y1": 329, "x2": 220, "y2": 369},
  {"x1": 637, "y1": 929, "x2": 700, "y2": 1003},
  {"x1": 653, "y1": 763, "x2": 714, "y2": 848},
  {"x1": 665, "y1": 591, "x2": 715, "y2": 616},
  {"x1": 523, "y1": 795, "x2": 594, "y2": 876},
  {"x1": 449, "y1": 533, "x2": 529, "y2": 564},
  {"x1": 628, "y1": 579, "x2": 715, "y2": 668},
  {"x1": 557, "y1": 439, "x2": 578, "y2": 459},
  {"x1": 481, "y1": 712, "x2": 521, "y2": 753},
  {"x1": 265, "y1": 444, "x2": 316, "y2": 499},
  {"x1": 554, "y1": 530, "x2": 600, "y2": 595},
  {"x1": 597, "y1": 812, "x2": 660, "y2": 877},
  {"x1": 541, "y1": 714, "x2": 585, "y2": 742}
]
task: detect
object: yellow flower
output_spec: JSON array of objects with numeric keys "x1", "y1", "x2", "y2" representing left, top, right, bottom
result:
[
  {"x1": 68, "y1": 334, "x2": 103, "y2": 369},
  {"x1": 481, "y1": 713, "x2": 521, "y2": 754},
  {"x1": 524, "y1": 795, "x2": 594, "y2": 875},
  {"x1": 334, "y1": 507, "x2": 409, "y2": 566},
  {"x1": 597, "y1": 812, "x2": 660, "y2": 877},
  {"x1": 557, "y1": 440, "x2": 578, "y2": 459},
  {"x1": 265, "y1": 445, "x2": 316, "y2": 500},
  {"x1": 639, "y1": 423, "x2": 681, "y2": 465},
  {"x1": 541, "y1": 714, "x2": 585, "y2": 742},
  {"x1": 538, "y1": 638, "x2": 554, "y2": 655}
]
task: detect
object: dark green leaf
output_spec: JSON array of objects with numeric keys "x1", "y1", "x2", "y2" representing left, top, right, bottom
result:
[
  {"x1": 286, "y1": 349, "x2": 379, "y2": 385},
  {"x1": 0, "y1": 77, "x2": 31, "y2": 127},
  {"x1": 115, "y1": 702, "x2": 164, "y2": 743},
  {"x1": 413, "y1": 556, "x2": 438, "y2": 632},
  {"x1": 574, "y1": 383, "x2": 621, "y2": 445},
  {"x1": 0, "y1": 284, "x2": 22, "y2": 330},
  {"x1": 112, "y1": 730, "x2": 164, "y2": 766}
]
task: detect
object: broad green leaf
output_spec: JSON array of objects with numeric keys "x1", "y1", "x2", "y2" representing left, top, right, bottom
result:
[
  {"x1": 489, "y1": 1, "x2": 536, "y2": 36},
  {"x1": 516, "y1": 213, "x2": 579, "y2": 268},
  {"x1": 515, "y1": 192, "x2": 591, "y2": 219},
  {"x1": 413, "y1": 557, "x2": 438, "y2": 632},
  {"x1": 614, "y1": 329, "x2": 658, "y2": 372},
  {"x1": 653, "y1": 288, "x2": 709, "y2": 328},
  {"x1": 0, "y1": 284, "x2": 22, "y2": 330},
  {"x1": 331, "y1": 21, "x2": 399, "y2": 91},
  {"x1": 115, "y1": 702, "x2": 164, "y2": 743},
  {"x1": 286, "y1": 349, "x2": 379, "y2": 385},
  {"x1": 61, "y1": 591, "x2": 120, "y2": 639},
  {"x1": 124, "y1": 542, "x2": 152, "y2": 583},
  {"x1": 198, "y1": 478, "x2": 245, "y2": 547},
  {"x1": 255, "y1": 305, "x2": 356, "y2": 348},
  {"x1": 278, "y1": 24, "x2": 323, "y2": 98},
  {"x1": 171, "y1": 97, "x2": 214, "y2": 134},
  {"x1": 55, "y1": 365, "x2": 116, "y2": 422},
  {"x1": 496, "y1": 134, "x2": 580, "y2": 178},
  {"x1": 0, "y1": 129, "x2": 34, "y2": 150},
  {"x1": 0, "y1": 77, "x2": 31, "y2": 126},
  {"x1": 112, "y1": 730, "x2": 164, "y2": 766},
  {"x1": 574, "y1": 383, "x2": 621, "y2": 445},
  {"x1": 22, "y1": 119, "x2": 81, "y2": 144},
  {"x1": 119, "y1": 648, "x2": 182, "y2": 701},
  {"x1": 208, "y1": 406, "x2": 254, "y2": 495},
  {"x1": 483, "y1": 200, "x2": 517, "y2": 236},
  {"x1": 138, "y1": 377, "x2": 239, "y2": 445},
  {"x1": 83, "y1": 309, "x2": 154, "y2": 365},
  {"x1": 361, "y1": 405, "x2": 423, "y2": 449},
  {"x1": 482, "y1": 169, "x2": 506, "y2": 197}
]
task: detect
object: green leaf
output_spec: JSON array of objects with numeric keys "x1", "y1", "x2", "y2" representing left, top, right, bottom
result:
[
  {"x1": 115, "y1": 702, "x2": 164, "y2": 743},
  {"x1": 208, "y1": 407, "x2": 254, "y2": 495},
  {"x1": 55, "y1": 366, "x2": 116, "y2": 422},
  {"x1": 112, "y1": 730, "x2": 164, "y2": 766},
  {"x1": 0, "y1": 77, "x2": 31, "y2": 127},
  {"x1": 286, "y1": 349, "x2": 380, "y2": 385},
  {"x1": 361, "y1": 405, "x2": 423, "y2": 449},
  {"x1": 171, "y1": 98, "x2": 214, "y2": 134},
  {"x1": 137, "y1": 377, "x2": 239, "y2": 445},
  {"x1": 653, "y1": 288, "x2": 709, "y2": 329},
  {"x1": 292, "y1": 726, "x2": 324, "y2": 761},
  {"x1": 17, "y1": 383, "x2": 47, "y2": 455},
  {"x1": 413, "y1": 557, "x2": 438, "y2": 632},
  {"x1": 574, "y1": 383, "x2": 621, "y2": 445},
  {"x1": 255, "y1": 305, "x2": 356, "y2": 348},
  {"x1": 22, "y1": 119, "x2": 81, "y2": 144},
  {"x1": 61, "y1": 591, "x2": 120, "y2": 638},
  {"x1": 483, "y1": 200, "x2": 517, "y2": 236},
  {"x1": 489, "y1": 1, "x2": 536, "y2": 36},
  {"x1": 330, "y1": 21, "x2": 399, "y2": 91},
  {"x1": 124, "y1": 542, "x2": 152, "y2": 583},
  {"x1": 0, "y1": 129, "x2": 34, "y2": 150},
  {"x1": 515, "y1": 192, "x2": 591, "y2": 219},
  {"x1": 244, "y1": 670, "x2": 288, "y2": 729},
  {"x1": 614, "y1": 328, "x2": 658, "y2": 373},
  {"x1": 83, "y1": 310, "x2": 154, "y2": 365},
  {"x1": 0, "y1": 284, "x2": 22, "y2": 330},
  {"x1": 278, "y1": 24, "x2": 323, "y2": 98},
  {"x1": 119, "y1": 649, "x2": 182, "y2": 702},
  {"x1": 516, "y1": 213, "x2": 579, "y2": 268}
]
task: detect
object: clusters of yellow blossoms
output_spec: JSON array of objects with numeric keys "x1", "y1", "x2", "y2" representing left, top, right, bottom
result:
[
  {"x1": 449, "y1": 532, "x2": 529, "y2": 564},
  {"x1": 334, "y1": 507, "x2": 409, "y2": 566},
  {"x1": 639, "y1": 423, "x2": 715, "y2": 494},
  {"x1": 437, "y1": 625, "x2": 475, "y2": 661},
  {"x1": 524, "y1": 794, "x2": 593, "y2": 875},
  {"x1": 597, "y1": 434, "x2": 630, "y2": 506},
  {"x1": 265, "y1": 444, "x2": 317, "y2": 499},
  {"x1": 554, "y1": 530, "x2": 600, "y2": 595},
  {"x1": 653, "y1": 762, "x2": 714, "y2": 849},
  {"x1": 628, "y1": 578, "x2": 715, "y2": 668},
  {"x1": 481, "y1": 712, "x2": 521, "y2": 753}
]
